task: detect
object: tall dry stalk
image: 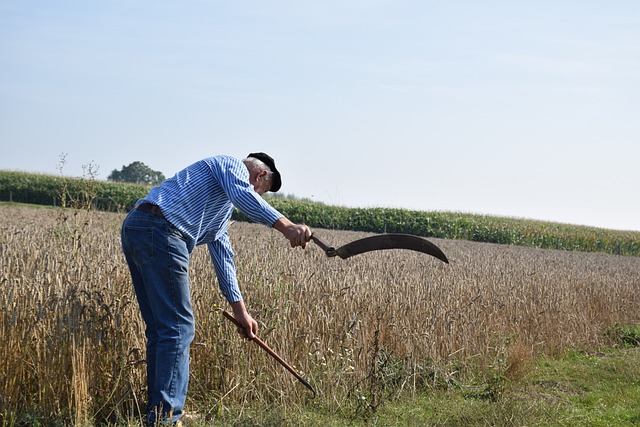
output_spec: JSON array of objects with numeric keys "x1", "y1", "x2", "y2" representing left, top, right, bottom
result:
[{"x1": 71, "y1": 335, "x2": 89, "y2": 426}]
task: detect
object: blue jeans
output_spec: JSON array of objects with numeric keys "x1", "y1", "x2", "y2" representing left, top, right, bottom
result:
[{"x1": 121, "y1": 208, "x2": 195, "y2": 424}]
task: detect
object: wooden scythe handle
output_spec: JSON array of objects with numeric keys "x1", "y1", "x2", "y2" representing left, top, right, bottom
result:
[
  {"x1": 222, "y1": 311, "x2": 316, "y2": 396},
  {"x1": 311, "y1": 235, "x2": 337, "y2": 257}
]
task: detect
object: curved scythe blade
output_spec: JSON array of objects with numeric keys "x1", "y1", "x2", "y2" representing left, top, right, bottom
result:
[{"x1": 333, "y1": 234, "x2": 449, "y2": 263}]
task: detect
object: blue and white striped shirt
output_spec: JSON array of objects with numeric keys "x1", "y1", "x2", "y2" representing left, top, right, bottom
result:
[{"x1": 139, "y1": 155, "x2": 284, "y2": 302}]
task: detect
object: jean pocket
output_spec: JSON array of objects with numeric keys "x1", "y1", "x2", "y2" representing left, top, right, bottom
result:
[
  {"x1": 123, "y1": 226, "x2": 154, "y2": 265},
  {"x1": 167, "y1": 221, "x2": 187, "y2": 241}
]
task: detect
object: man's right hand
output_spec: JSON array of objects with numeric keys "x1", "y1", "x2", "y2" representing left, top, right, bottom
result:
[
  {"x1": 273, "y1": 218, "x2": 312, "y2": 248},
  {"x1": 230, "y1": 301, "x2": 258, "y2": 340}
]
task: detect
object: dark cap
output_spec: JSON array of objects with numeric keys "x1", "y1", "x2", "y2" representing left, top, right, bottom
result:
[{"x1": 248, "y1": 152, "x2": 282, "y2": 192}]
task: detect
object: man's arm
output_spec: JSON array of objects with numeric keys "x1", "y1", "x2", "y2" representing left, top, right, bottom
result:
[
  {"x1": 226, "y1": 218, "x2": 310, "y2": 340},
  {"x1": 208, "y1": 237, "x2": 259, "y2": 339},
  {"x1": 207, "y1": 236, "x2": 243, "y2": 303}
]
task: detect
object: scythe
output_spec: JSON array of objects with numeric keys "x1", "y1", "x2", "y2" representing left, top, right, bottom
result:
[{"x1": 312, "y1": 233, "x2": 449, "y2": 263}]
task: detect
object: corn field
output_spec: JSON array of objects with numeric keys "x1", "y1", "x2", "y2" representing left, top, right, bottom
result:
[{"x1": 1, "y1": 206, "x2": 639, "y2": 425}]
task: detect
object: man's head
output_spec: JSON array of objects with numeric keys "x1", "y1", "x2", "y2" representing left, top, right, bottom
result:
[{"x1": 243, "y1": 152, "x2": 282, "y2": 195}]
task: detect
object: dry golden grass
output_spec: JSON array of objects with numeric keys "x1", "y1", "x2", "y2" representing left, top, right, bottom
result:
[{"x1": 1, "y1": 206, "x2": 638, "y2": 424}]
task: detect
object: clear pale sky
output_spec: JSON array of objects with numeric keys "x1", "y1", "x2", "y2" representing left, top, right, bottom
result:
[{"x1": 1, "y1": 1, "x2": 638, "y2": 231}]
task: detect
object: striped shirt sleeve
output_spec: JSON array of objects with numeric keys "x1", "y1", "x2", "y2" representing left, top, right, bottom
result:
[
  {"x1": 205, "y1": 156, "x2": 282, "y2": 303},
  {"x1": 210, "y1": 156, "x2": 283, "y2": 227},
  {"x1": 207, "y1": 233, "x2": 243, "y2": 302}
]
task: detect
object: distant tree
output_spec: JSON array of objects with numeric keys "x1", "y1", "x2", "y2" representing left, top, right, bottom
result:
[{"x1": 108, "y1": 161, "x2": 165, "y2": 185}]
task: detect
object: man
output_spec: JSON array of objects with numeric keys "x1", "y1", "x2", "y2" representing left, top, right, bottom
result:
[{"x1": 120, "y1": 153, "x2": 312, "y2": 425}]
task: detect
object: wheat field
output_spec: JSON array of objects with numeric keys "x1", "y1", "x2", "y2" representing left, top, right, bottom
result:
[{"x1": 1, "y1": 206, "x2": 638, "y2": 424}]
